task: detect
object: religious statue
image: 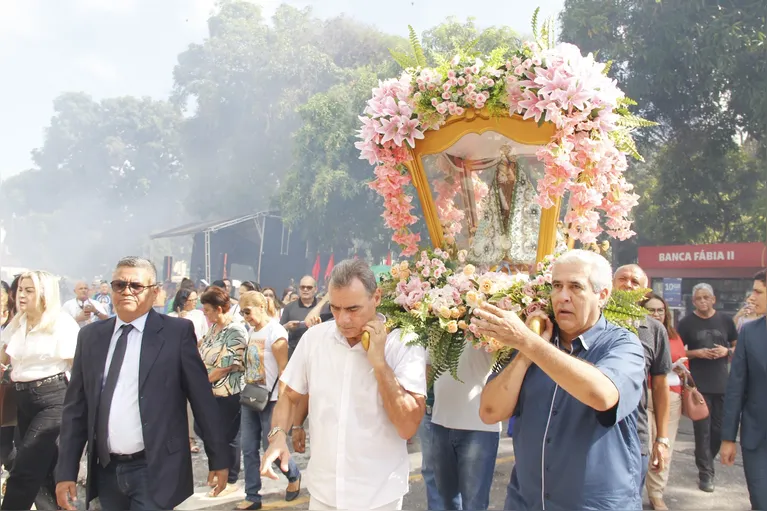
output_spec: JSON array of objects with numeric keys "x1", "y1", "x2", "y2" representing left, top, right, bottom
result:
[{"x1": 467, "y1": 144, "x2": 541, "y2": 268}]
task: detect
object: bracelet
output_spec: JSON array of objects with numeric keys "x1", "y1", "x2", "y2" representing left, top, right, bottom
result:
[{"x1": 291, "y1": 425, "x2": 304, "y2": 431}]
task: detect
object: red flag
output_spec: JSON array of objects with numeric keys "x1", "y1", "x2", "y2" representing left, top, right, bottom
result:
[
  {"x1": 324, "y1": 253, "x2": 335, "y2": 282},
  {"x1": 311, "y1": 253, "x2": 321, "y2": 281},
  {"x1": 385, "y1": 251, "x2": 392, "y2": 266}
]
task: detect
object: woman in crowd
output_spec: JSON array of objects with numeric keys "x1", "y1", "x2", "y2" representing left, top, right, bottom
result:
[
  {"x1": 235, "y1": 291, "x2": 301, "y2": 510},
  {"x1": 262, "y1": 287, "x2": 284, "y2": 321},
  {"x1": 169, "y1": 288, "x2": 208, "y2": 345},
  {"x1": 0, "y1": 271, "x2": 79, "y2": 510},
  {"x1": 642, "y1": 292, "x2": 688, "y2": 511},
  {"x1": 198, "y1": 286, "x2": 248, "y2": 498}
]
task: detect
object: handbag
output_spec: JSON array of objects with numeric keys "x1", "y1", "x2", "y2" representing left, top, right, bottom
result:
[
  {"x1": 0, "y1": 365, "x2": 17, "y2": 427},
  {"x1": 240, "y1": 377, "x2": 279, "y2": 412},
  {"x1": 680, "y1": 369, "x2": 709, "y2": 421}
]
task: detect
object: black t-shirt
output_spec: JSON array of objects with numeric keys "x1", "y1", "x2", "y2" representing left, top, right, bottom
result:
[
  {"x1": 280, "y1": 298, "x2": 332, "y2": 355},
  {"x1": 678, "y1": 311, "x2": 737, "y2": 394},
  {"x1": 636, "y1": 317, "x2": 672, "y2": 454}
]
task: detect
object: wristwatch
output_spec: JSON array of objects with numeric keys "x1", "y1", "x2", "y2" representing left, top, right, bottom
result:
[
  {"x1": 267, "y1": 426, "x2": 287, "y2": 440},
  {"x1": 655, "y1": 437, "x2": 670, "y2": 447}
]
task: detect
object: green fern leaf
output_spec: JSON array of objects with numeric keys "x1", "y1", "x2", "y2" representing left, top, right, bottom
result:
[
  {"x1": 617, "y1": 114, "x2": 658, "y2": 129},
  {"x1": 389, "y1": 49, "x2": 417, "y2": 70},
  {"x1": 618, "y1": 97, "x2": 638, "y2": 106},
  {"x1": 603, "y1": 60, "x2": 613, "y2": 76},
  {"x1": 531, "y1": 7, "x2": 540, "y2": 41},
  {"x1": 408, "y1": 25, "x2": 428, "y2": 68}
]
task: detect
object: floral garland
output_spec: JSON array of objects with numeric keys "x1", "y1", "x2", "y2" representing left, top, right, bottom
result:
[
  {"x1": 358, "y1": 36, "x2": 653, "y2": 257},
  {"x1": 377, "y1": 248, "x2": 648, "y2": 386}
]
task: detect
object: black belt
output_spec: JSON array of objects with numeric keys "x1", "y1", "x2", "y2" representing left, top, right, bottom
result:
[
  {"x1": 14, "y1": 373, "x2": 67, "y2": 391},
  {"x1": 109, "y1": 450, "x2": 145, "y2": 463}
]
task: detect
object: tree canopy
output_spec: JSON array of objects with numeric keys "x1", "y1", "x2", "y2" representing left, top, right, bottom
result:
[{"x1": 2, "y1": 0, "x2": 765, "y2": 278}]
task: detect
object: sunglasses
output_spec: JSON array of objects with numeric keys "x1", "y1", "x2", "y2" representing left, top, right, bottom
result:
[
  {"x1": 239, "y1": 308, "x2": 251, "y2": 317},
  {"x1": 299, "y1": 285, "x2": 314, "y2": 291},
  {"x1": 111, "y1": 280, "x2": 157, "y2": 295}
]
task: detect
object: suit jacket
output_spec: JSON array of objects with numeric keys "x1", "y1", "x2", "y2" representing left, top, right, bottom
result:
[
  {"x1": 55, "y1": 309, "x2": 228, "y2": 509},
  {"x1": 722, "y1": 316, "x2": 767, "y2": 450}
]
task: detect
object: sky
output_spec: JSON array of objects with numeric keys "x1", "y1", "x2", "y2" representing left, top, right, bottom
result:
[{"x1": 0, "y1": 0, "x2": 565, "y2": 178}]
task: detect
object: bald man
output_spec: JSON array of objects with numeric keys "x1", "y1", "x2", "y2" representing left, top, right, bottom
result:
[
  {"x1": 61, "y1": 281, "x2": 109, "y2": 327},
  {"x1": 280, "y1": 276, "x2": 332, "y2": 357},
  {"x1": 613, "y1": 265, "x2": 672, "y2": 507}
]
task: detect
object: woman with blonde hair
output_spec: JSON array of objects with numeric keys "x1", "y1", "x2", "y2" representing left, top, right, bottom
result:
[
  {"x1": 235, "y1": 291, "x2": 301, "y2": 510},
  {"x1": 0, "y1": 271, "x2": 79, "y2": 510}
]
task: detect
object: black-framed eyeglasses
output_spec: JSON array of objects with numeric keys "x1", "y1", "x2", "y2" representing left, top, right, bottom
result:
[
  {"x1": 111, "y1": 280, "x2": 157, "y2": 295},
  {"x1": 239, "y1": 308, "x2": 251, "y2": 317},
  {"x1": 646, "y1": 307, "x2": 665, "y2": 315}
]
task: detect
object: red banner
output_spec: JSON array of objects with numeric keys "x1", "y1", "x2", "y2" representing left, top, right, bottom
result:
[{"x1": 638, "y1": 242, "x2": 766, "y2": 269}]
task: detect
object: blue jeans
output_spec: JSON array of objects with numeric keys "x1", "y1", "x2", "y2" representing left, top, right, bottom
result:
[
  {"x1": 241, "y1": 401, "x2": 300, "y2": 503},
  {"x1": 96, "y1": 459, "x2": 160, "y2": 511},
  {"x1": 418, "y1": 412, "x2": 458, "y2": 511},
  {"x1": 429, "y1": 422, "x2": 499, "y2": 511}
]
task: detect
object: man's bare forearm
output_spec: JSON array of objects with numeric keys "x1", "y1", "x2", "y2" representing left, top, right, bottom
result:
[
  {"x1": 292, "y1": 394, "x2": 309, "y2": 428},
  {"x1": 271, "y1": 392, "x2": 302, "y2": 434},
  {"x1": 480, "y1": 353, "x2": 531, "y2": 424},
  {"x1": 522, "y1": 336, "x2": 619, "y2": 411},
  {"x1": 373, "y1": 363, "x2": 424, "y2": 439},
  {"x1": 651, "y1": 375, "x2": 670, "y2": 438}
]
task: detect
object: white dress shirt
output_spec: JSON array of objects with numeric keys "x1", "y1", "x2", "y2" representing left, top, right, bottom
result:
[
  {"x1": 103, "y1": 313, "x2": 147, "y2": 454},
  {"x1": 1, "y1": 313, "x2": 79, "y2": 382},
  {"x1": 281, "y1": 315, "x2": 427, "y2": 509}
]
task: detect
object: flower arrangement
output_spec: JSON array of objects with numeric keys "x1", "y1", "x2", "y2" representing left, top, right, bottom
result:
[
  {"x1": 358, "y1": 15, "x2": 655, "y2": 257},
  {"x1": 379, "y1": 249, "x2": 648, "y2": 386}
]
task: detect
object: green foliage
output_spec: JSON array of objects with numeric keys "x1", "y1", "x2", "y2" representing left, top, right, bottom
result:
[
  {"x1": 0, "y1": 93, "x2": 185, "y2": 276},
  {"x1": 603, "y1": 288, "x2": 649, "y2": 334},
  {"x1": 408, "y1": 25, "x2": 428, "y2": 68},
  {"x1": 560, "y1": 0, "x2": 767, "y2": 255}
]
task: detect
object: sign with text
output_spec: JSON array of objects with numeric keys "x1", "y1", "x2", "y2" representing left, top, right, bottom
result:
[
  {"x1": 639, "y1": 242, "x2": 766, "y2": 269},
  {"x1": 662, "y1": 278, "x2": 683, "y2": 307}
]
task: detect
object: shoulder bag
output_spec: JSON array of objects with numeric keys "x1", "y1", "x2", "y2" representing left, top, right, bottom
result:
[
  {"x1": 680, "y1": 368, "x2": 709, "y2": 421},
  {"x1": 240, "y1": 378, "x2": 279, "y2": 412}
]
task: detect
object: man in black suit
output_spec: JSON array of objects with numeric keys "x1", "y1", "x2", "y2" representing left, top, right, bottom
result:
[
  {"x1": 722, "y1": 269, "x2": 767, "y2": 510},
  {"x1": 55, "y1": 256, "x2": 229, "y2": 510}
]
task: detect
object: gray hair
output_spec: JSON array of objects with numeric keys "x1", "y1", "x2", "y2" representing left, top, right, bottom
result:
[
  {"x1": 553, "y1": 249, "x2": 613, "y2": 299},
  {"x1": 692, "y1": 283, "x2": 714, "y2": 297},
  {"x1": 328, "y1": 259, "x2": 377, "y2": 296},
  {"x1": 115, "y1": 256, "x2": 158, "y2": 284}
]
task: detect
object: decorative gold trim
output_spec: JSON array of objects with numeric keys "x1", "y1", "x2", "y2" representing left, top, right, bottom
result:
[{"x1": 403, "y1": 108, "x2": 562, "y2": 263}]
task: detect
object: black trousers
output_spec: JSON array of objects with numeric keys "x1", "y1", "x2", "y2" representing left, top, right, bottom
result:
[
  {"x1": 692, "y1": 392, "x2": 725, "y2": 482},
  {"x1": 195, "y1": 393, "x2": 241, "y2": 484},
  {"x1": 1, "y1": 379, "x2": 66, "y2": 510}
]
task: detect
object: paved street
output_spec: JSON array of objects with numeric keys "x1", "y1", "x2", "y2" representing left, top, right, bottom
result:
[{"x1": 179, "y1": 417, "x2": 751, "y2": 510}]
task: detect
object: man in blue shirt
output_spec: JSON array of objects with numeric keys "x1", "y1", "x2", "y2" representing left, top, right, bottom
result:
[{"x1": 476, "y1": 249, "x2": 645, "y2": 510}]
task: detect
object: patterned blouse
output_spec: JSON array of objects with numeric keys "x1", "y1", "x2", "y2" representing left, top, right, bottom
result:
[{"x1": 199, "y1": 321, "x2": 247, "y2": 397}]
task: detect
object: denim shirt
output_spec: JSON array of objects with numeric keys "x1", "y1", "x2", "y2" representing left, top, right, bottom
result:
[{"x1": 504, "y1": 316, "x2": 645, "y2": 511}]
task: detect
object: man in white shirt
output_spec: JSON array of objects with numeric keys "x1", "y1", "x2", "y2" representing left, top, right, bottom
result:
[
  {"x1": 61, "y1": 281, "x2": 108, "y2": 327},
  {"x1": 261, "y1": 259, "x2": 427, "y2": 510},
  {"x1": 428, "y1": 348, "x2": 501, "y2": 510}
]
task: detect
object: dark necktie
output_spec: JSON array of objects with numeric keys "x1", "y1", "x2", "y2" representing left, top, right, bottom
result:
[{"x1": 97, "y1": 323, "x2": 134, "y2": 467}]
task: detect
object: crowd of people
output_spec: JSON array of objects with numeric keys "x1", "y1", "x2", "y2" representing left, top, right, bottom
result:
[{"x1": 0, "y1": 252, "x2": 763, "y2": 511}]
